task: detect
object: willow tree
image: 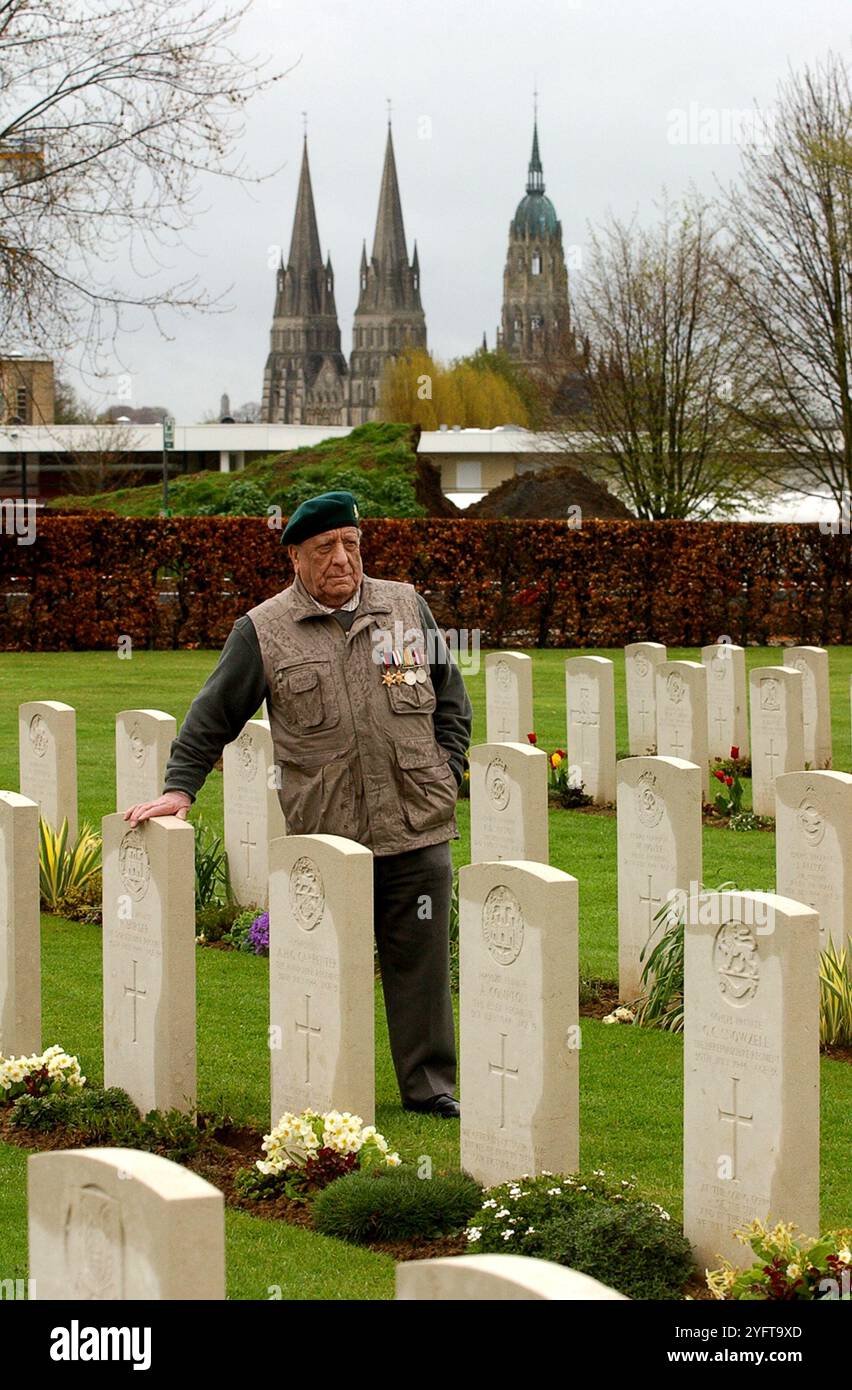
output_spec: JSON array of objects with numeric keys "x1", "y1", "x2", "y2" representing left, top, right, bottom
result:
[{"x1": 379, "y1": 348, "x2": 530, "y2": 429}]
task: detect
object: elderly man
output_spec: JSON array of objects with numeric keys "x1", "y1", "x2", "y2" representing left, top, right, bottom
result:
[{"x1": 125, "y1": 490, "x2": 472, "y2": 1119}]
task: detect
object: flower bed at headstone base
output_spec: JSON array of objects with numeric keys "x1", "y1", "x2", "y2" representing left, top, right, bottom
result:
[{"x1": 2, "y1": 516, "x2": 851, "y2": 649}]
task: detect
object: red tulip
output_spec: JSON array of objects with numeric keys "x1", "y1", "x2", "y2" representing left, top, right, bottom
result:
[
  {"x1": 527, "y1": 732, "x2": 537, "y2": 745},
  {"x1": 730, "y1": 746, "x2": 740, "y2": 760},
  {"x1": 713, "y1": 769, "x2": 726, "y2": 782},
  {"x1": 725, "y1": 775, "x2": 734, "y2": 787}
]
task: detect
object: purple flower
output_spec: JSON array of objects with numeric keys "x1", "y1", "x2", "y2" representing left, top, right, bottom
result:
[{"x1": 249, "y1": 912, "x2": 270, "y2": 956}]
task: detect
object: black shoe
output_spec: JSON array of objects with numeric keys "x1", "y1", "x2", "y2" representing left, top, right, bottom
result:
[{"x1": 403, "y1": 1093, "x2": 460, "y2": 1119}]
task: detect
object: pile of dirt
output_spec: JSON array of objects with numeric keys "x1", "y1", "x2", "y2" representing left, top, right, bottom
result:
[
  {"x1": 414, "y1": 454, "x2": 461, "y2": 517},
  {"x1": 466, "y1": 465, "x2": 633, "y2": 520}
]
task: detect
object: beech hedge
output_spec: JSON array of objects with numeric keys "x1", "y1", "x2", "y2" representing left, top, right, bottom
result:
[{"x1": 1, "y1": 515, "x2": 850, "y2": 650}]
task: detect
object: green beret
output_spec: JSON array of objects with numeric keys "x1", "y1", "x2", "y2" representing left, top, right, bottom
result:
[{"x1": 281, "y1": 490, "x2": 361, "y2": 546}]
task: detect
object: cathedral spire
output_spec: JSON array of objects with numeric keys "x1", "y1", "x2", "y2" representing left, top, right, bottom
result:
[
  {"x1": 371, "y1": 125, "x2": 409, "y2": 270},
  {"x1": 526, "y1": 116, "x2": 545, "y2": 196},
  {"x1": 287, "y1": 137, "x2": 324, "y2": 271}
]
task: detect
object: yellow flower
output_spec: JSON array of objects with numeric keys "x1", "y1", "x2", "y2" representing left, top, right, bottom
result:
[
  {"x1": 550, "y1": 752, "x2": 562, "y2": 768},
  {"x1": 786, "y1": 1263, "x2": 801, "y2": 1281}
]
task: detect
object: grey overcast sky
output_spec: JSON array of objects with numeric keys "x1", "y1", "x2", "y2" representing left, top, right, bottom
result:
[{"x1": 73, "y1": 0, "x2": 851, "y2": 421}]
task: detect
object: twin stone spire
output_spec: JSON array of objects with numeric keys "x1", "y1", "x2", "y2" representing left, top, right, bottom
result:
[
  {"x1": 261, "y1": 127, "x2": 426, "y2": 426},
  {"x1": 260, "y1": 117, "x2": 570, "y2": 425}
]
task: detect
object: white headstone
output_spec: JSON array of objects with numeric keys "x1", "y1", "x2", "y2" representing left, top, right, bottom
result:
[
  {"x1": 396, "y1": 1255, "x2": 627, "y2": 1301},
  {"x1": 749, "y1": 667, "x2": 804, "y2": 816},
  {"x1": 28, "y1": 1147, "x2": 224, "y2": 1300},
  {"x1": 683, "y1": 890, "x2": 820, "y2": 1268},
  {"x1": 783, "y1": 646, "x2": 832, "y2": 770},
  {"x1": 655, "y1": 662, "x2": 709, "y2": 800},
  {"x1": 115, "y1": 709, "x2": 177, "y2": 812},
  {"x1": 616, "y1": 757, "x2": 702, "y2": 1003},
  {"x1": 625, "y1": 642, "x2": 667, "y2": 755},
  {"x1": 485, "y1": 653, "x2": 534, "y2": 745},
  {"x1": 0, "y1": 791, "x2": 40, "y2": 1056},
  {"x1": 460, "y1": 860, "x2": 578, "y2": 1187},
  {"x1": 269, "y1": 833, "x2": 374, "y2": 1126},
  {"x1": 18, "y1": 700, "x2": 78, "y2": 840},
  {"x1": 102, "y1": 813, "x2": 196, "y2": 1115},
  {"x1": 469, "y1": 743, "x2": 549, "y2": 864},
  {"x1": 701, "y1": 644, "x2": 749, "y2": 762},
  {"x1": 223, "y1": 719, "x2": 286, "y2": 908},
  {"x1": 564, "y1": 655, "x2": 616, "y2": 804},
  {"x1": 775, "y1": 770, "x2": 852, "y2": 953}
]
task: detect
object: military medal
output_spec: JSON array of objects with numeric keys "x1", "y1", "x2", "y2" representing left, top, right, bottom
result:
[
  {"x1": 403, "y1": 649, "x2": 417, "y2": 685},
  {"x1": 391, "y1": 649, "x2": 405, "y2": 684},
  {"x1": 413, "y1": 649, "x2": 428, "y2": 683}
]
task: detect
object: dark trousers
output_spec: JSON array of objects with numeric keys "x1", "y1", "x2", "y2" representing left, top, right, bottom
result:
[{"x1": 373, "y1": 840, "x2": 456, "y2": 1106}]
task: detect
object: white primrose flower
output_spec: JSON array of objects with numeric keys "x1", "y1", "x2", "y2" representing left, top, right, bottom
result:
[{"x1": 385, "y1": 1153, "x2": 401, "y2": 1167}]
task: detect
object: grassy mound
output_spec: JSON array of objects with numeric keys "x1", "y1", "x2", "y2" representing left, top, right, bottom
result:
[{"x1": 50, "y1": 422, "x2": 427, "y2": 519}]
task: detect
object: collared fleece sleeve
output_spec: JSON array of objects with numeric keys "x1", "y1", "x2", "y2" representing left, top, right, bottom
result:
[
  {"x1": 416, "y1": 592, "x2": 473, "y2": 787},
  {"x1": 161, "y1": 616, "x2": 269, "y2": 802}
]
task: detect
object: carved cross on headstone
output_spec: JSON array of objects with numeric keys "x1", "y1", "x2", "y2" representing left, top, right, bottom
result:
[
  {"x1": 713, "y1": 708, "x2": 727, "y2": 744},
  {"x1": 637, "y1": 699, "x2": 651, "y2": 734},
  {"x1": 639, "y1": 873, "x2": 662, "y2": 936},
  {"x1": 670, "y1": 728, "x2": 686, "y2": 758},
  {"x1": 496, "y1": 713, "x2": 513, "y2": 741},
  {"x1": 241, "y1": 821, "x2": 257, "y2": 877},
  {"x1": 570, "y1": 689, "x2": 600, "y2": 763},
  {"x1": 717, "y1": 1074, "x2": 753, "y2": 1181},
  {"x1": 488, "y1": 1031, "x2": 519, "y2": 1130},
  {"x1": 295, "y1": 993, "x2": 321, "y2": 1085},
  {"x1": 765, "y1": 737, "x2": 780, "y2": 779},
  {"x1": 124, "y1": 959, "x2": 147, "y2": 1045}
]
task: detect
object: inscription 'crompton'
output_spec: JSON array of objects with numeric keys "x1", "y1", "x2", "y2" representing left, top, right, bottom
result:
[{"x1": 289, "y1": 857, "x2": 325, "y2": 930}]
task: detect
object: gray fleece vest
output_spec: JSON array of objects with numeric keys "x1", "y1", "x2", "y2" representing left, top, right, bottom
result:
[{"x1": 247, "y1": 574, "x2": 458, "y2": 856}]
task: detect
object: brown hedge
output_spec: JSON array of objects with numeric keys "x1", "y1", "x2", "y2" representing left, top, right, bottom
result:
[{"x1": 1, "y1": 516, "x2": 850, "y2": 650}]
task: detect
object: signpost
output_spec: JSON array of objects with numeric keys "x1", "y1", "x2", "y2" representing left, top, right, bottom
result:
[{"x1": 161, "y1": 415, "x2": 175, "y2": 515}]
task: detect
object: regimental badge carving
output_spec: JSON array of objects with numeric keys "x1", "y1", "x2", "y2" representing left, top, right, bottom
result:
[
  {"x1": 289, "y1": 856, "x2": 325, "y2": 931},
  {"x1": 711, "y1": 653, "x2": 727, "y2": 681},
  {"x1": 796, "y1": 787, "x2": 825, "y2": 847},
  {"x1": 64, "y1": 1184, "x2": 124, "y2": 1300},
  {"x1": 118, "y1": 828, "x2": 151, "y2": 901},
  {"x1": 666, "y1": 671, "x2": 686, "y2": 704},
  {"x1": 634, "y1": 653, "x2": 650, "y2": 679},
  {"x1": 714, "y1": 921, "x2": 760, "y2": 1006},
  {"x1": 494, "y1": 659, "x2": 512, "y2": 690},
  {"x1": 760, "y1": 678, "x2": 780, "y2": 712},
  {"x1": 636, "y1": 769, "x2": 664, "y2": 828},
  {"x1": 234, "y1": 729, "x2": 259, "y2": 782},
  {"x1": 29, "y1": 714, "x2": 49, "y2": 758},
  {"x1": 128, "y1": 722, "x2": 147, "y2": 768},
  {"x1": 485, "y1": 757, "x2": 511, "y2": 811},
  {"x1": 482, "y1": 885, "x2": 525, "y2": 966}
]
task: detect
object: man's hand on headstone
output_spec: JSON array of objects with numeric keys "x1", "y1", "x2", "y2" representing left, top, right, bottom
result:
[{"x1": 123, "y1": 791, "x2": 192, "y2": 827}]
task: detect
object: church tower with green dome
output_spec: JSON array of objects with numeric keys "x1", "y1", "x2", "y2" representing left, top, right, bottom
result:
[{"x1": 498, "y1": 115, "x2": 569, "y2": 367}]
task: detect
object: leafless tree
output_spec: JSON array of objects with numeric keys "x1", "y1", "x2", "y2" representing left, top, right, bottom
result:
[
  {"x1": 0, "y1": 0, "x2": 286, "y2": 365},
  {"x1": 55, "y1": 419, "x2": 145, "y2": 493},
  {"x1": 722, "y1": 52, "x2": 852, "y2": 512},
  {"x1": 548, "y1": 194, "x2": 763, "y2": 518}
]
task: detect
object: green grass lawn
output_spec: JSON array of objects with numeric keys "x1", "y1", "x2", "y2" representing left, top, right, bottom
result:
[{"x1": 0, "y1": 647, "x2": 850, "y2": 1298}]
